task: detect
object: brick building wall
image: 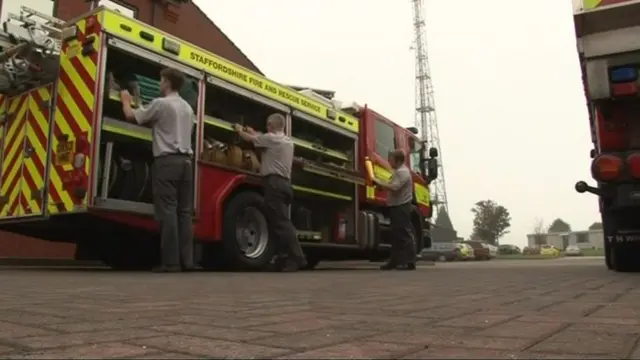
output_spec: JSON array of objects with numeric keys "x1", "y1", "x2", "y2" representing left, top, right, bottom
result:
[
  {"x1": 0, "y1": 0, "x2": 261, "y2": 259},
  {"x1": 54, "y1": 0, "x2": 262, "y2": 73}
]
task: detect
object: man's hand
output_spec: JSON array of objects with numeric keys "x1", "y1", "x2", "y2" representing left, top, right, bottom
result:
[
  {"x1": 232, "y1": 123, "x2": 243, "y2": 132},
  {"x1": 372, "y1": 178, "x2": 381, "y2": 185},
  {"x1": 120, "y1": 90, "x2": 132, "y2": 104},
  {"x1": 245, "y1": 126, "x2": 256, "y2": 135}
]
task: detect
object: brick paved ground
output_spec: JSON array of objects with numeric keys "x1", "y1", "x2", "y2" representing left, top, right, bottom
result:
[{"x1": 0, "y1": 257, "x2": 639, "y2": 359}]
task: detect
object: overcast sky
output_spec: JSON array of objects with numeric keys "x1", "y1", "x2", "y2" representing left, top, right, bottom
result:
[{"x1": 200, "y1": 0, "x2": 597, "y2": 246}]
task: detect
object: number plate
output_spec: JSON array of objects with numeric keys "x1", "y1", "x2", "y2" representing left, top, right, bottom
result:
[
  {"x1": 55, "y1": 140, "x2": 75, "y2": 166},
  {"x1": 607, "y1": 233, "x2": 640, "y2": 243}
]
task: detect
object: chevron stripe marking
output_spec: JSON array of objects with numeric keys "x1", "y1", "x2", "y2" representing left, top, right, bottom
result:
[
  {"x1": 48, "y1": 16, "x2": 100, "y2": 214},
  {"x1": 21, "y1": 86, "x2": 52, "y2": 215},
  {"x1": 0, "y1": 94, "x2": 29, "y2": 217}
]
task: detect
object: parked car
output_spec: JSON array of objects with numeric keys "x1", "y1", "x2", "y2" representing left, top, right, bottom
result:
[
  {"x1": 482, "y1": 243, "x2": 498, "y2": 258},
  {"x1": 421, "y1": 242, "x2": 459, "y2": 262},
  {"x1": 523, "y1": 246, "x2": 540, "y2": 255},
  {"x1": 540, "y1": 244, "x2": 561, "y2": 257},
  {"x1": 499, "y1": 244, "x2": 521, "y2": 255},
  {"x1": 464, "y1": 241, "x2": 490, "y2": 260},
  {"x1": 456, "y1": 243, "x2": 475, "y2": 261},
  {"x1": 564, "y1": 245, "x2": 583, "y2": 256}
]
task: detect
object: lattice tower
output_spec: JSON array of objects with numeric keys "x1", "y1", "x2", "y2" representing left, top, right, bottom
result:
[{"x1": 411, "y1": 0, "x2": 448, "y2": 216}]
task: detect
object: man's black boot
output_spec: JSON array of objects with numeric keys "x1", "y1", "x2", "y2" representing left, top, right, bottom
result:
[
  {"x1": 152, "y1": 265, "x2": 180, "y2": 273},
  {"x1": 182, "y1": 265, "x2": 202, "y2": 272},
  {"x1": 397, "y1": 262, "x2": 416, "y2": 271},
  {"x1": 380, "y1": 262, "x2": 396, "y2": 270},
  {"x1": 280, "y1": 258, "x2": 300, "y2": 272}
]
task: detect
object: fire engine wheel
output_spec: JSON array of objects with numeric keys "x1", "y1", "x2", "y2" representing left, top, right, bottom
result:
[
  {"x1": 604, "y1": 235, "x2": 612, "y2": 271},
  {"x1": 222, "y1": 192, "x2": 276, "y2": 271}
]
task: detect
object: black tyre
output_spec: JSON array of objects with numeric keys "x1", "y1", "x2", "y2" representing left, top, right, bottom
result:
[
  {"x1": 604, "y1": 235, "x2": 612, "y2": 270},
  {"x1": 222, "y1": 192, "x2": 277, "y2": 271}
]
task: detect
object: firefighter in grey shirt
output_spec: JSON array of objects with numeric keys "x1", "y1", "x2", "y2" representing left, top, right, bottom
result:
[
  {"x1": 234, "y1": 113, "x2": 307, "y2": 272},
  {"x1": 120, "y1": 67, "x2": 197, "y2": 273},
  {"x1": 373, "y1": 149, "x2": 417, "y2": 270}
]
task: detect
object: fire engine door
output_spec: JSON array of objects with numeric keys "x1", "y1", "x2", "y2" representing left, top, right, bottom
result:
[
  {"x1": 0, "y1": 86, "x2": 52, "y2": 219},
  {"x1": 0, "y1": 93, "x2": 30, "y2": 218},
  {"x1": 0, "y1": 95, "x2": 5, "y2": 211}
]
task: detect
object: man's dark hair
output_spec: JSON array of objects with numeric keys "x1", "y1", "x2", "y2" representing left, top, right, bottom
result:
[
  {"x1": 160, "y1": 67, "x2": 185, "y2": 91},
  {"x1": 389, "y1": 149, "x2": 405, "y2": 164}
]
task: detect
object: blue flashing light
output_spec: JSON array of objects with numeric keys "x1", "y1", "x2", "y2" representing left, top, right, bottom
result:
[{"x1": 611, "y1": 67, "x2": 638, "y2": 83}]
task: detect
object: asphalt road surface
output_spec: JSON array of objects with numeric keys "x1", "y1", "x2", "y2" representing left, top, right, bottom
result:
[{"x1": 0, "y1": 257, "x2": 639, "y2": 359}]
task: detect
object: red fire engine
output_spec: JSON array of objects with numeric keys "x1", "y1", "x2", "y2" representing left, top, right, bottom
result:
[{"x1": 0, "y1": 6, "x2": 438, "y2": 270}]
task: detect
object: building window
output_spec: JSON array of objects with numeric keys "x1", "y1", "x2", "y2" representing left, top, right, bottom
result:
[
  {"x1": 375, "y1": 119, "x2": 396, "y2": 158},
  {"x1": 577, "y1": 232, "x2": 589, "y2": 243},
  {"x1": 97, "y1": 0, "x2": 137, "y2": 18}
]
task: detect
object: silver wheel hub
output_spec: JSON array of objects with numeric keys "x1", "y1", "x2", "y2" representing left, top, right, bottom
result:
[{"x1": 235, "y1": 207, "x2": 269, "y2": 259}]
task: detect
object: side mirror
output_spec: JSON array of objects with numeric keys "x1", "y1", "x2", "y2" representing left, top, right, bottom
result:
[
  {"x1": 407, "y1": 127, "x2": 419, "y2": 135},
  {"x1": 418, "y1": 141, "x2": 428, "y2": 179},
  {"x1": 426, "y1": 158, "x2": 438, "y2": 181}
]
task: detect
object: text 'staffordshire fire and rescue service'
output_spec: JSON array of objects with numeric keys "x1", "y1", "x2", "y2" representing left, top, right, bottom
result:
[{"x1": 0, "y1": 5, "x2": 439, "y2": 270}]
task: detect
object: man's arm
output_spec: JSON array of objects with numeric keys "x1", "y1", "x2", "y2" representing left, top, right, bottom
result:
[
  {"x1": 375, "y1": 169, "x2": 409, "y2": 191},
  {"x1": 239, "y1": 130, "x2": 259, "y2": 143},
  {"x1": 122, "y1": 95, "x2": 163, "y2": 125},
  {"x1": 233, "y1": 125, "x2": 273, "y2": 147}
]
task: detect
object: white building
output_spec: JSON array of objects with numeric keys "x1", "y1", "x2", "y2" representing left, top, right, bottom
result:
[{"x1": 526, "y1": 229, "x2": 604, "y2": 250}]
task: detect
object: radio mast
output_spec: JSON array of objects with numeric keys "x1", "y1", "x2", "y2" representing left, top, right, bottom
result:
[{"x1": 411, "y1": 0, "x2": 448, "y2": 216}]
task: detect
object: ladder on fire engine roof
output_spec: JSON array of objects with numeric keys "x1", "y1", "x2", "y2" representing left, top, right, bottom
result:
[
  {"x1": 0, "y1": 6, "x2": 65, "y2": 95},
  {"x1": 0, "y1": 6, "x2": 63, "y2": 54}
]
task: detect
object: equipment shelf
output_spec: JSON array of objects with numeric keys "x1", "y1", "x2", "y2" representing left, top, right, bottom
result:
[{"x1": 106, "y1": 91, "x2": 351, "y2": 163}]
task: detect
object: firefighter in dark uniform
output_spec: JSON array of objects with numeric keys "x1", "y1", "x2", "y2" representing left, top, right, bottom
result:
[
  {"x1": 233, "y1": 113, "x2": 307, "y2": 272},
  {"x1": 373, "y1": 149, "x2": 417, "y2": 270}
]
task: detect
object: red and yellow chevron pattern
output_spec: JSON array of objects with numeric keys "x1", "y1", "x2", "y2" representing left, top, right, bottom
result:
[
  {"x1": 22, "y1": 85, "x2": 53, "y2": 216},
  {"x1": 0, "y1": 86, "x2": 52, "y2": 219},
  {"x1": 0, "y1": 94, "x2": 5, "y2": 167},
  {"x1": 48, "y1": 15, "x2": 102, "y2": 215},
  {"x1": 0, "y1": 95, "x2": 5, "y2": 212},
  {"x1": 0, "y1": 93, "x2": 29, "y2": 218}
]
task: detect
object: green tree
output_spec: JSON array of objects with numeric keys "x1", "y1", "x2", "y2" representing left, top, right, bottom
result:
[
  {"x1": 471, "y1": 200, "x2": 511, "y2": 245},
  {"x1": 588, "y1": 222, "x2": 603, "y2": 230},
  {"x1": 548, "y1": 218, "x2": 571, "y2": 233}
]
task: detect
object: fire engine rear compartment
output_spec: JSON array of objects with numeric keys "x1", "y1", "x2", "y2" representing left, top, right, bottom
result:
[
  {"x1": 93, "y1": 41, "x2": 371, "y2": 267},
  {"x1": 97, "y1": 42, "x2": 362, "y2": 236}
]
